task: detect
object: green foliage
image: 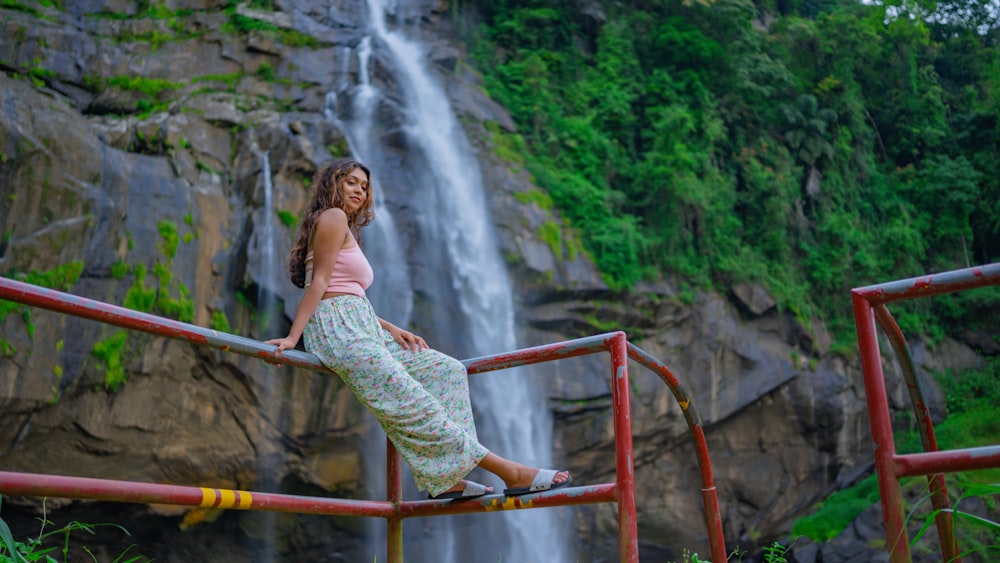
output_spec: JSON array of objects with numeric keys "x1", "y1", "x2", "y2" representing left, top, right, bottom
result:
[
  {"x1": 192, "y1": 72, "x2": 243, "y2": 92},
  {"x1": 107, "y1": 75, "x2": 182, "y2": 98},
  {"x1": 792, "y1": 473, "x2": 880, "y2": 541},
  {"x1": 110, "y1": 260, "x2": 129, "y2": 278},
  {"x1": 537, "y1": 220, "x2": 562, "y2": 258},
  {"x1": 276, "y1": 209, "x2": 298, "y2": 229},
  {"x1": 211, "y1": 310, "x2": 232, "y2": 333},
  {"x1": 226, "y1": 13, "x2": 319, "y2": 48},
  {"x1": 793, "y1": 356, "x2": 1000, "y2": 542},
  {"x1": 157, "y1": 220, "x2": 179, "y2": 258},
  {"x1": 326, "y1": 139, "x2": 349, "y2": 157},
  {"x1": 907, "y1": 481, "x2": 1000, "y2": 559},
  {"x1": 938, "y1": 355, "x2": 1000, "y2": 417},
  {"x1": 195, "y1": 160, "x2": 214, "y2": 174},
  {"x1": 28, "y1": 66, "x2": 54, "y2": 88},
  {"x1": 462, "y1": 0, "x2": 1000, "y2": 343},
  {"x1": 256, "y1": 62, "x2": 275, "y2": 82},
  {"x1": 91, "y1": 330, "x2": 128, "y2": 391},
  {"x1": 513, "y1": 188, "x2": 553, "y2": 211},
  {"x1": 123, "y1": 264, "x2": 156, "y2": 313},
  {"x1": 115, "y1": 27, "x2": 176, "y2": 50},
  {"x1": 0, "y1": 496, "x2": 151, "y2": 562},
  {"x1": 17, "y1": 261, "x2": 84, "y2": 292},
  {"x1": 0, "y1": 262, "x2": 84, "y2": 347},
  {"x1": 484, "y1": 121, "x2": 527, "y2": 166},
  {"x1": 0, "y1": 0, "x2": 39, "y2": 17}
]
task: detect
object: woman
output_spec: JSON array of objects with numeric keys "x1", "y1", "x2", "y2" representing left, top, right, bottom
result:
[{"x1": 267, "y1": 157, "x2": 570, "y2": 500}]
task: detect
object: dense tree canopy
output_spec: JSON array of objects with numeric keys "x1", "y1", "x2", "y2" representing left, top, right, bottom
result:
[{"x1": 457, "y1": 0, "x2": 1000, "y2": 344}]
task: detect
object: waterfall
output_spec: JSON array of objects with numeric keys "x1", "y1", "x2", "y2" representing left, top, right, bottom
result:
[
  {"x1": 325, "y1": 1, "x2": 572, "y2": 561},
  {"x1": 254, "y1": 149, "x2": 278, "y2": 563},
  {"x1": 257, "y1": 150, "x2": 277, "y2": 330}
]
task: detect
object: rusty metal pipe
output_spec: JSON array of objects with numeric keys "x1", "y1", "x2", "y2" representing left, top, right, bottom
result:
[
  {"x1": 873, "y1": 304, "x2": 959, "y2": 561},
  {"x1": 0, "y1": 276, "x2": 329, "y2": 373},
  {"x1": 0, "y1": 471, "x2": 395, "y2": 518},
  {"x1": 628, "y1": 344, "x2": 726, "y2": 563}
]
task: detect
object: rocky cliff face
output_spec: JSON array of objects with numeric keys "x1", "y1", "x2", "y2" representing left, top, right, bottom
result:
[{"x1": 0, "y1": 1, "x2": 983, "y2": 562}]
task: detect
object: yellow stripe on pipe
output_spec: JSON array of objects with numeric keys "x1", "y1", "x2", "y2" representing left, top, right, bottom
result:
[
  {"x1": 199, "y1": 487, "x2": 217, "y2": 508},
  {"x1": 219, "y1": 489, "x2": 236, "y2": 508},
  {"x1": 484, "y1": 497, "x2": 532, "y2": 511}
]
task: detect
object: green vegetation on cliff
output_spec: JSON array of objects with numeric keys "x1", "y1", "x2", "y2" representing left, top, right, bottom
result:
[
  {"x1": 459, "y1": 0, "x2": 1000, "y2": 343},
  {"x1": 0, "y1": 261, "x2": 83, "y2": 356},
  {"x1": 792, "y1": 356, "x2": 1000, "y2": 549}
]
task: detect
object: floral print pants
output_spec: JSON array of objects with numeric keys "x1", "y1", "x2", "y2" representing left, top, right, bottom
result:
[{"x1": 304, "y1": 295, "x2": 489, "y2": 497}]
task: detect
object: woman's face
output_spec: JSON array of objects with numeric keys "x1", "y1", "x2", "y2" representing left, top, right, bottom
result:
[{"x1": 340, "y1": 167, "x2": 370, "y2": 214}]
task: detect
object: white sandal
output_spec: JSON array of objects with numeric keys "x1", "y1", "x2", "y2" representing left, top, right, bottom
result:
[{"x1": 503, "y1": 469, "x2": 572, "y2": 496}]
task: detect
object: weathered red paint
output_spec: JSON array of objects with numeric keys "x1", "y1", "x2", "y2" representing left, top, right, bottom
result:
[
  {"x1": 853, "y1": 262, "x2": 1000, "y2": 563},
  {"x1": 386, "y1": 440, "x2": 404, "y2": 563},
  {"x1": 463, "y1": 332, "x2": 617, "y2": 374},
  {"x1": 628, "y1": 344, "x2": 726, "y2": 563},
  {"x1": 609, "y1": 333, "x2": 639, "y2": 563},
  {"x1": 853, "y1": 263, "x2": 1000, "y2": 305},
  {"x1": 1, "y1": 278, "x2": 733, "y2": 562},
  {"x1": 0, "y1": 471, "x2": 394, "y2": 517},
  {"x1": 895, "y1": 446, "x2": 1000, "y2": 477},
  {"x1": 397, "y1": 484, "x2": 618, "y2": 518},
  {"x1": 852, "y1": 292, "x2": 911, "y2": 562},
  {"x1": 0, "y1": 276, "x2": 334, "y2": 373},
  {"x1": 873, "y1": 305, "x2": 959, "y2": 561}
]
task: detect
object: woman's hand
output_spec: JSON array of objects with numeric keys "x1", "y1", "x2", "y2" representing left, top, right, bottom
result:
[
  {"x1": 265, "y1": 336, "x2": 298, "y2": 356},
  {"x1": 386, "y1": 325, "x2": 428, "y2": 352}
]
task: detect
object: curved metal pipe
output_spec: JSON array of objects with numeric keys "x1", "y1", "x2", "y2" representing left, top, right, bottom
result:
[{"x1": 873, "y1": 304, "x2": 959, "y2": 562}]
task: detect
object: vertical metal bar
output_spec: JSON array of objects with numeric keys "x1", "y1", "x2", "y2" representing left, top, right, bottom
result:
[
  {"x1": 873, "y1": 305, "x2": 960, "y2": 562},
  {"x1": 386, "y1": 439, "x2": 403, "y2": 563},
  {"x1": 852, "y1": 292, "x2": 910, "y2": 562},
  {"x1": 609, "y1": 332, "x2": 639, "y2": 562},
  {"x1": 691, "y1": 425, "x2": 726, "y2": 563},
  {"x1": 626, "y1": 344, "x2": 726, "y2": 562}
]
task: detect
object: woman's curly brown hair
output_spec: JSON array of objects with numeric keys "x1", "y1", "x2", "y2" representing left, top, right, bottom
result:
[{"x1": 288, "y1": 158, "x2": 374, "y2": 288}]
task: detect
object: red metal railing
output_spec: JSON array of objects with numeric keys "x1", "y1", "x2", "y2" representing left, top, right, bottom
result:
[
  {"x1": 0, "y1": 276, "x2": 727, "y2": 562},
  {"x1": 852, "y1": 262, "x2": 1000, "y2": 563}
]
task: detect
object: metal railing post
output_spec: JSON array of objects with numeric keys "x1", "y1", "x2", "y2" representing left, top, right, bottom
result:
[
  {"x1": 873, "y1": 305, "x2": 959, "y2": 561},
  {"x1": 852, "y1": 291, "x2": 910, "y2": 563},
  {"x1": 609, "y1": 332, "x2": 639, "y2": 562},
  {"x1": 387, "y1": 440, "x2": 403, "y2": 563}
]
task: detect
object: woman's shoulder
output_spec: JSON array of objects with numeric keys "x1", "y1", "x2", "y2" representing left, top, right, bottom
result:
[
  {"x1": 316, "y1": 207, "x2": 349, "y2": 224},
  {"x1": 312, "y1": 207, "x2": 351, "y2": 250}
]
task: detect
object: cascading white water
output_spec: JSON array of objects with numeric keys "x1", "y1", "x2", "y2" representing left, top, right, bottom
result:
[
  {"x1": 325, "y1": 1, "x2": 572, "y2": 561},
  {"x1": 254, "y1": 149, "x2": 278, "y2": 563},
  {"x1": 258, "y1": 150, "x2": 276, "y2": 327},
  {"x1": 325, "y1": 37, "x2": 415, "y2": 330}
]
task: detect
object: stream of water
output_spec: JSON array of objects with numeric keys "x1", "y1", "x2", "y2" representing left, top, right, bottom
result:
[{"x1": 323, "y1": 1, "x2": 571, "y2": 561}]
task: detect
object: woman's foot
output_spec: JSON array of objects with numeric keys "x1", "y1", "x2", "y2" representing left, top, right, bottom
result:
[
  {"x1": 477, "y1": 452, "x2": 572, "y2": 495},
  {"x1": 503, "y1": 464, "x2": 570, "y2": 491},
  {"x1": 502, "y1": 467, "x2": 571, "y2": 495},
  {"x1": 429, "y1": 479, "x2": 493, "y2": 500}
]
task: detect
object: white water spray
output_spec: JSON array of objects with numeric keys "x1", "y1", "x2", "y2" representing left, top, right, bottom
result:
[
  {"x1": 325, "y1": 1, "x2": 572, "y2": 561},
  {"x1": 254, "y1": 149, "x2": 279, "y2": 563},
  {"x1": 258, "y1": 151, "x2": 276, "y2": 323}
]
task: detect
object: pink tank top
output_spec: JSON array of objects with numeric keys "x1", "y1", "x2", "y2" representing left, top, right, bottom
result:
[{"x1": 304, "y1": 243, "x2": 374, "y2": 297}]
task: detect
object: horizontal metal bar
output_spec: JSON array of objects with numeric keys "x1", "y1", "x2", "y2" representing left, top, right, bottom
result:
[
  {"x1": 852, "y1": 263, "x2": 1000, "y2": 305},
  {"x1": 0, "y1": 276, "x2": 331, "y2": 373},
  {"x1": 463, "y1": 332, "x2": 622, "y2": 374},
  {"x1": 396, "y1": 484, "x2": 618, "y2": 519},
  {"x1": 895, "y1": 446, "x2": 1000, "y2": 478},
  {"x1": 0, "y1": 471, "x2": 395, "y2": 518}
]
